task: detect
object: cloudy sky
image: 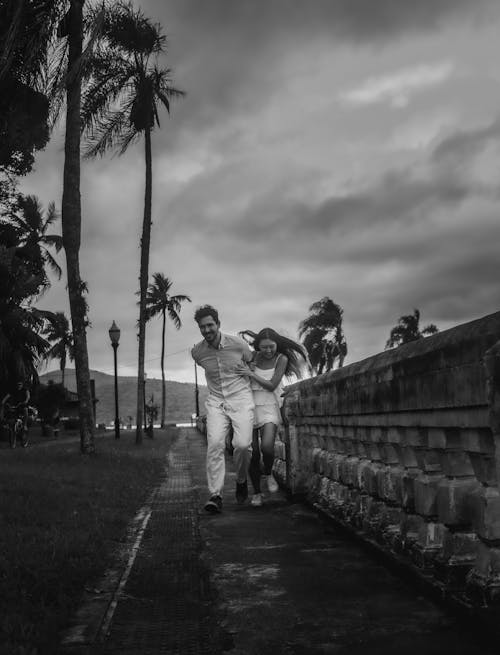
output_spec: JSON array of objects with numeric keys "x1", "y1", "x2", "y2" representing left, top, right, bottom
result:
[{"x1": 23, "y1": 0, "x2": 500, "y2": 384}]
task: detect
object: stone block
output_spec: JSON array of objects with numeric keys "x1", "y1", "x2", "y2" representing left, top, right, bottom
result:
[
  {"x1": 415, "y1": 520, "x2": 445, "y2": 556},
  {"x1": 400, "y1": 513, "x2": 424, "y2": 550},
  {"x1": 362, "y1": 462, "x2": 383, "y2": 497},
  {"x1": 312, "y1": 447, "x2": 323, "y2": 473},
  {"x1": 468, "y1": 453, "x2": 497, "y2": 486},
  {"x1": 369, "y1": 427, "x2": 383, "y2": 443},
  {"x1": 461, "y1": 428, "x2": 493, "y2": 454},
  {"x1": 319, "y1": 449, "x2": 330, "y2": 475},
  {"x1": 436, "y1": 477, "x2": 480, "y2": 527},
  {"x1": 385, "y1": 466, "x2": 404, "y2": 505},
  {"x1": 469, "y1": 485, "x2": 500, "y2": 541},
  {"x1": 399, "y1": 445, "x2": 418, "y2": 468},
  {"x1": 440, "y1": 528, "x2": 477, "y2": 567},
  {"x1": 343, "y1": 456, "x2": 360, "y2": 488},
  {"x1": 427, "y1": 428, "x2": 446, "y2": 449},
  {"x1": 381, "y1": 443, "x2": 399, "y2": 465},
  {"x1": 387, "y1": 426, "x2": 403, "y2": 444},
  {"x1": 325, "y1": 452, "x2": 336, "y2": 479},
  {"x1": 355, "y1": 426, "x2": 368, "y2": 441},
  {"x1": 318, "y1": 476, "x2": 330, "y2": 507},
  {"x1": 414, "y1": 473, "x2": 444, "y2": 518},
  {"x1": 439, "y1": 450, "x2": 474, "y2": 477},
  {"x1": 400, "y1": 469, "x2": 419, "y2": 511},
  {"x1": 405, "y1": 427, "x2": 425, "y2": 447},
  {"x1": 414, "y1": 448, "x2": 442, "y2": 473},
  {"x1": 368, "y1": 443, "x2": 382, "y2": 462}
]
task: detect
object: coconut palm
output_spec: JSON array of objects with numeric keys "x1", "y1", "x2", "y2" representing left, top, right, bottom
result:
[
  {"x1": 43, "y1": 311, "x2": 74, "y2": 386},
  {"x1": 299, "y1": 297, "x2": 347, "y2": 375},
  {"x1": 58, "y1": 0, "x2": 97, "y2": 453},
  {"x1": 145, "y1": 273, "x2": 191, "y2": 427},
  {"x1": 13, "y1": 195, "x2": 63, "y2": 280},
  {"x1": 0, "y1": 220, "x2": 52, "y2": 390},
  {"x1": 0, "y1": 303, "x2": 50, "y2": 391},
  {"x1": 385, "y1": 308, "x2": 438, "y2": 349},
  {"x1": 1, "y1": 0, "x2": 98, "y2": 453},
  {"x1": 81, "y1": 1, "x2": 184, "y2": 443}
]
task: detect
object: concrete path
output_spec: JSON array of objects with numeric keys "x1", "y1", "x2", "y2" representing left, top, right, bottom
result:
[{"x1": 63, "y1": 427, "x2": 496, "y2": 654}]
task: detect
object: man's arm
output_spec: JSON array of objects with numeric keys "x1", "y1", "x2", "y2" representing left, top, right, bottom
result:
[{"x1": 241, "y1": 340, "x2": 254, "y2": 364}]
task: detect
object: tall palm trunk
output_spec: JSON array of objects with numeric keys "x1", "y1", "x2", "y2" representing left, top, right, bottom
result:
[
  {"x1": 160, "y1": 307, "x2": 166, "y2": 427},
  {"x1": 136, "y1": 127, "x2": 152, "y2": 444},
  {"x1": 62, "y1": 0, "x2": 95, "y2": 453}
]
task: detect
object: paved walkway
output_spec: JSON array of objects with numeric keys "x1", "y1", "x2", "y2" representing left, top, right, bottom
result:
[{"x1": 61, "y1": 428, "x2": 496, "y2": 655}]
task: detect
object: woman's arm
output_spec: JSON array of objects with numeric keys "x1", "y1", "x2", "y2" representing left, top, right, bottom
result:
[{"x1": 248, "y1": 355, "x2": 288, "y2": 392}]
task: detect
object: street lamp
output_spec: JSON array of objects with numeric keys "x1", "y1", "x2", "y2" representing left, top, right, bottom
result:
[
  {"x1": 108, "y1": 321, "x2": 120, "y2": 439},
  {"x1": 143, "y1": 371, "x2": 147, "y2": 432}
]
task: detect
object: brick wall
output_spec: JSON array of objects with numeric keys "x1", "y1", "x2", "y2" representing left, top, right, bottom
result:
[{"x1": 274, "y1": 310, "x2": 500, "y2": 605}]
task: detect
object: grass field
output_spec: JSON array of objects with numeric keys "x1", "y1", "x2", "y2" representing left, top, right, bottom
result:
[{"x1": 0, "y1": 428, "x2": 175, "y2": 655}]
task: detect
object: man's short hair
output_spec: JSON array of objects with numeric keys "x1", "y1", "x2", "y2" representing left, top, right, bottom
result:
[{"x1": 194, "y1": 305, "x2": 219, "y2": 325}]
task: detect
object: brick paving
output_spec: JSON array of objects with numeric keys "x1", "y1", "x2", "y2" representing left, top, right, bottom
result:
[{"x1": 61, "y1": 427, "x2": 497, "y2": 654}]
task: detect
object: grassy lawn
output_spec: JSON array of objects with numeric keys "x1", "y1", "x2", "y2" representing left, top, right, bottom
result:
[{"x1": 0, "y1": 427, "x2": 176, "y2": 655}]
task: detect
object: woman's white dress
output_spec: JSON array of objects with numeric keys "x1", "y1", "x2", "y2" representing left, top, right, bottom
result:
[{"x1": 251, "y1": 363, "x2": 284, "y2": 428}]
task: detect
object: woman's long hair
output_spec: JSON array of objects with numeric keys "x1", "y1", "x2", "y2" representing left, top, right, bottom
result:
[{"x1": 239, "y1": 328, "x2": 307, "y2": 380}]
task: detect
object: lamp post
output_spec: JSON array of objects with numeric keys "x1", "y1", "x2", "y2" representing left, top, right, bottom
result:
[
  {"x1": 143, "y1": 371, "x2": 147, "y2": 432},
  {"x1": 108, "y1": 321, "x2": 121, "y2": 440}
]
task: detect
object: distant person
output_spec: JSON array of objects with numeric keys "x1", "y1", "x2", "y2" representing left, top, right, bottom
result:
[
  {"x1": 1, "y1": 379, "x2": 30, "y2": 446},
  {"x1": 236, "y1": 328, "x2": 307, "y2": 506},
  {"x1": 192, "y1": 305, "x2": 255, "y2": 514}
]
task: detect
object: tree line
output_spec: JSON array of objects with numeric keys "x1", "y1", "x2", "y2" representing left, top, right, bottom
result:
[{"x1": 1, "y1": 0, "x2": 188, "y2": 451}]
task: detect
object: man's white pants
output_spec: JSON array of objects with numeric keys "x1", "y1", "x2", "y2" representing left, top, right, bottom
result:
[{"x1": 205, "y1": 396, "x2": 254, "y2": 496}]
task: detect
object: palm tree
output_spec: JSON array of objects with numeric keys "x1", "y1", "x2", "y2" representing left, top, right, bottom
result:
[
  {"x1": 13, "y1": 195, "x2": 63, "y2": 280},
  {"x1": 385, "y1": 308, "x2": 438, "y2": 349},
  {"x1": 299, "y1": 297, "x2": 347, "y2": 375},
  {"x1": 0, "y1": 220, "x2": 51, "y2": 389},
  {"x1": 81, "y1": 1, "x2": 184, "y2": 443},
  {"x1": 43, "y1": 311, "x2": 74, "y2": 386},
  {"x1": 145, "y1": 273, "x2": 191, "y2": 427},
  {"x1": 58, "y1": 0, "x2": 97, "y2": 453},
  {"x1": 1, "y1": 1, "x2": 97, "y2": 453}
]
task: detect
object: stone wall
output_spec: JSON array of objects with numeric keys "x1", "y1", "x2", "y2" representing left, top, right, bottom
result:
[{"x1": 274, "y1": 311, "x2": 500, "y2": 605}]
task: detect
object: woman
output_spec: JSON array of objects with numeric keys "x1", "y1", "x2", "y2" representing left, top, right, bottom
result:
[{"x1": 236, "y1": 328, "x2": 306, "y2": 506}]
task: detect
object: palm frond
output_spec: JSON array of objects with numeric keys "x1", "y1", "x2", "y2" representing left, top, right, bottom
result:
[
  {"x1": 42, "y1": 249, "x2": 63, "y2": 279},
  {"x1": 83, "y1": 109, "x2": 132, "y2": 158}
]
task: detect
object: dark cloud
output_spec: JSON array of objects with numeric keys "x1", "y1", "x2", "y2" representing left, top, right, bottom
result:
[
  {"x1": 137, "y1": 0, "x2": 500, "y2": 145},
  {"x1": 154, "y1": 0, "x2": 497, "y2": 43},
  {"x1": 431, "y1": 115, "x2": 500, "y2": 163}
]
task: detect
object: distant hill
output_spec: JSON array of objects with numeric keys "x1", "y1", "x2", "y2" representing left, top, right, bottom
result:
[{"x1": 39, "y1": 369, "x2": 208, "y2": 425}]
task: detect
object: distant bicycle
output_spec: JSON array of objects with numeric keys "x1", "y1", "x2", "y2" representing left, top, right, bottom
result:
[{"x1": 2, "y1": 403, "x2": 28, "y2": 448}]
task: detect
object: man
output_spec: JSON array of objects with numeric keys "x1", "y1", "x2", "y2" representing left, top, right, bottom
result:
[
  {"x1": 1, "y1": 379, "x2": 30, "y2": 447},
  {"x1": 192, "y1": 305, "x2": 254, "y2": 513}
]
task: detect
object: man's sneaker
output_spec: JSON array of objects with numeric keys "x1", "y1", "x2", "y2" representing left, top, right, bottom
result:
[
  {"x1": 235, "y1": 481, "x2": 248, "y2": 504},
  {"x1": 267, "y1": 474, "x2": 279, "y2": 493},
  {"x1": 204, "y1": 495, "x2": 222, "y2": 514},
  {"x1": 251, "y1": 493, "x2": 263, "y2": 507}
]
